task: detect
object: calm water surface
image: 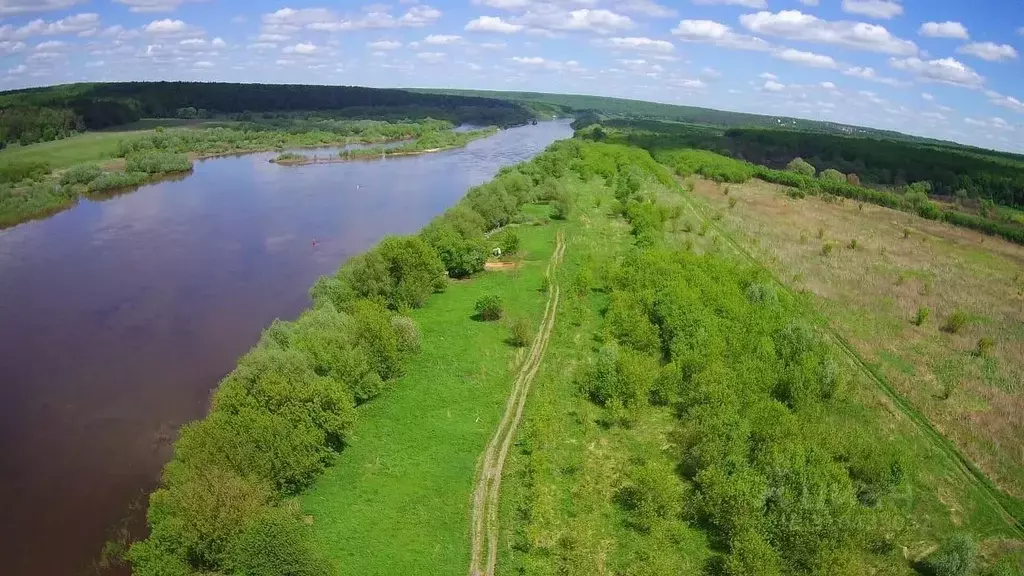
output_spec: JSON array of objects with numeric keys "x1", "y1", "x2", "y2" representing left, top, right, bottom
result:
[{"x1": 0, "y1": 120, "x2": 572, "y2": 575}]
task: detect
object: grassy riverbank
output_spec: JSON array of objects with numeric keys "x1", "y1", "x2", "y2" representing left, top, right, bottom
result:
[
  {"x1": 271, "y1": 127, "x2": 499, "y2": 166},
  {"x1": 0, "y1": 118, "x2": 480, "y2": 229}
]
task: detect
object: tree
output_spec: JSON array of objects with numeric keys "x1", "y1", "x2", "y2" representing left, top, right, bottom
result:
[
  {"x1": 923, "y1": 534, "x2": 977, "y2": 576},
  {"x1": 820, "y1": 168, "x2": 845, "y2": 183},
  {"x1": 787, "y1": 157, "x2": 816, "y2": 177}
]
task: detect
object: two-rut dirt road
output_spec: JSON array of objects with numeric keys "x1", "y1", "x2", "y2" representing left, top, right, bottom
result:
[{"x1": 468, "y1": 230, "x2": 566, "y2": 576}]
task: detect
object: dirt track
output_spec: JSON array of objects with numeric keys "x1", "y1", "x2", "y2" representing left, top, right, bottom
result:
[{"x1": 468, "y1": 231, "x2": 565, "y2": 576}]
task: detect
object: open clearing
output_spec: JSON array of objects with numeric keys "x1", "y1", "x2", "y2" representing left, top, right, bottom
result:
[
  {"x1": 302, "y1": 214, "x2": 560, "y2": 576},
  {"x1": 686, "y1": 178, "x2": 1024, "y2": 502}
]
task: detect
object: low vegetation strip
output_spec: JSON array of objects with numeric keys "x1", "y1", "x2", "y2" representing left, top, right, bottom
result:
[
  {"x1": 128, "y1": 138, "x2": 582, "y2": 575},
  {"x1": 469, "y1": 231, "x2": 564, "y2": 576}
]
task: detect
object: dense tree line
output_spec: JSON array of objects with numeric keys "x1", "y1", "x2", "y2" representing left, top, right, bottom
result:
[
  {"x1": 128, "y1": 137, "x2": 599, "y2": 576},
  {"x1": 0, "y1": 82, "x2": 535, "y2": 147}
]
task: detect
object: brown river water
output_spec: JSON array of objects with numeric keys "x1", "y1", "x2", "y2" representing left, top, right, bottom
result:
[{"x1": 0, "y1": 121, "x2": 572, "y2": 575}]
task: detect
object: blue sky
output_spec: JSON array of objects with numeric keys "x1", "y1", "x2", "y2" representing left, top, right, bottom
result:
[{"x1": 1, "y1": 0, "x2": 1022, "y2": 151}]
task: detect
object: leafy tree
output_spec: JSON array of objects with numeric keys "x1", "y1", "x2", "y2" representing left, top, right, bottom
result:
[
  {"x1": 820, "y1": 168, "x2": 846, "y2": 183},
  {"x1": 787, "y1": 157, "x2": 816, "y2": 177},
  {"x1": 923, "y1": 534, "x2": 978, "y2": 576}
]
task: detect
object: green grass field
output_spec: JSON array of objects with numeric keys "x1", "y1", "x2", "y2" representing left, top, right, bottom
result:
[{"x1": 302, "y1": 214, "x2": 559, "y2": 575}]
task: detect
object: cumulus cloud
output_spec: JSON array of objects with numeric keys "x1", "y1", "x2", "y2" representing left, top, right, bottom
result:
[
  {"x1": 597, "y1": 36, "x2": 674, "y2": 52},
  {"x1": 34, "y1": 40, "x2": 66, "y2": 50},
  {"x1": 921, "y1": 92, "x2": 934, "y2": 100},
  {"x1": 889, "y1": 56, "x2": 984, "y2": 87},
  {"x1": 465, "y1": 16, "x2": 523, "y2": 33},
  {"x1": 763, "y1": 79, "x2": 785, "y2": 92},
  {"x1": 614, "y1": 0, "x2": 676, "y2": 18},
  {"x1": 739, "y1": 10, "x2": 918, "y2": 55},
  {"x1": 261, "y1": 5, "x2": 441, "y2": 35},
  {"x1": 842, "y1": 66, "x2": 905, "y2": 86},
  {"x1": 799, "y1": 0, "x2": 820, "y2": 4},
  {"x1": 841, "y1": 0, "x2": 903, "y2": 20},
  {"x1": 987, "y1": 91, "x2": 1024, "y2": 113},
  {"x1": 0, "y1": 40, "x2": 26, "y2": 54},
  {"x1": 918, "y1": 21, "x2": 968, "y2": 39},
  {"x1": 193, "y1": 60, "x2": 214, "y2": 68},
  {"x1": 113, "y1": 0, "x2": 206, "y2": 13},
  {"x1": 0, "y1": 13, "x2": 100, "y2": 40},
  {"x1": 519, "y1": 9, "x2": 633, "y2": 34},
  {"x1": 692, "y1": 0, "x2": 767, "y2": 7},
  {"x1": 774, "y1": 47, "x2": 837, "y2": 68},
  {"x1": 0, "y1": 0, "x2": 84, "y2": 14},
  {"x1": 143, "y1": 18, "x2": 202, "y2": 37},
  {"x1": 367, "y1": 40, "x2": 402, "y2": 50},
  {"x1": 424, "y1": 34, "x2": 462, "y2": 44},
  {"x1": 511, "y1": 55, "x2": 584, "y2": 72},
  {"x1": 672, "y1": 19, "x2": 772, "y2": 51},
  {"x1": 759, "y1": 72, "x2": 777, "y2": 79},
  {"x1": 820, "y1": 81, "x2": 837, "y2": 89},
  {"x1": 957, "y1": 42, "x2": 1018, "y2": 62},
  {"x1": 283, "y1": 42, "x2": 317, "y2": 55}
]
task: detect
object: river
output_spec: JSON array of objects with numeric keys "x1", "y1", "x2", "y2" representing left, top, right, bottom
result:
[{"x1": 0, "y1": 120, "x2": 573, "y2": 575}]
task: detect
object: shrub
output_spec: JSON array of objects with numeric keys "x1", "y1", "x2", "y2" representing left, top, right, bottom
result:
[
  {"x1": 126, "y1": 152, "x2": 193, "y2": 174},
  {"x1": 912, "y1": 306, "x2": 930, "y2": 326},
  {"x1": 975, "y1": 337, "x2": 995, "y2": 357},
  {"x1": 60, "y1": 163, "x2": 103, "y2": 186},
  {"x1": 847, "y1": 238, "x2": 858, "y2": 250},
  {"x1": 616, "y1": 461, "x2": 683, "y2": 533},
  {"x1": 821, "y1": 242, "x2": 835, "y2": 256},
  {"x1": 820, "y1": 168, "x2": 846, "y2": 184},
  {"x1": 344, "y1": 235, "x2": 446, "y2": 309},
  {"x1": 941, "y1": 309, "x2": 969, "y2": 334},
  {"x1": 728, "y1": 197, "x2": 737, "y2": 209},
  {"x1": 421, "y1": 222, "x2": 486, "y2": 279},
  {"x1": 903, "y1": 227, "x2": 911, "y2": 239},
  {"x1": 786, "y1": 157, "x2": 816, "y2": 177},
  {"x1": 508, "y1": 317, "x2": 533, "y2": 347},
  {"x1": 223, "y1": 505, "x2": 334, "y2": 576},
  {"x1": 923, "y1": 534, "x2": 977, "y2": 576},
  {"x1": 499, "y1": 229, "x2": 520, "y2": 255},
  {"x1": 552, "y1": 189, "x2": 573, "y2": 220},
  {"x1": 475, "y1": 294, "x2": 503, "y2": 321},
  {"x1": 817, "y1": 227, "x2": 825, "y2": 239},
  {"x1": 0, "y1": 160, "x2": 50, "y2": 184},
  {"x1": 87, "y1": 171, "x2": 149, "y2": 192}
]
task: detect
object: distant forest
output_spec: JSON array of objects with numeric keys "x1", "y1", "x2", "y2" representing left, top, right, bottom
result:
[{"x1": 0, "y1": 82, "x2": 535, "y2": 147}]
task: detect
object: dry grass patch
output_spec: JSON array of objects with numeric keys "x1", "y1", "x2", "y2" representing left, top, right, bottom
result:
[{"x1": 689, "y1": 177, "x2": 1024, "y2": 497}]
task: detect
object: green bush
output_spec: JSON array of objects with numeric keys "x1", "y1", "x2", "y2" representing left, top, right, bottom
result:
[
  {"x1": 60, "y1": 163, "x2": 103, "y2": 185},
  {"x1": 421, "y1": 222, "x2": 486, "y2": 279},
  {"x1": 552, "y1": 189, "x2": 573, "y2": 220},
  {"x1": 87, "y1": 171, "x2": 149, "y2": 192},
  {"x1": 913, "y1": 306, "x2": 930, "y2": 326},
  {"x1": 475, "y1": 294, "x2": 503, "y2": 321},
  {"x1": 0, "y1": 160, "x2": 50, "y2": 184},
  {"x1": 923, "y1": 534, "x2": 977, "y2": 576},
  {"x1": 616, "y1": 461, "x2": 683, "y2": 533},
  {"x1": 343, "y1": 235, "x2": 446, "y2": 310},
  {"x1": 728, "y1": 197, "x2": 737, "y2": 209},
  {"x1": 820, "y1": 168, "x2": 846, "y2": 183},
  {"x1": 941, "y1": 309, "x2": 969, "y2": 334},
  {"x1": 786, "y1": 157, "x2": 816, "y2": 177},
  {"x1": 223, "y1": 505, "x2": 334, "y2": 576},
  {"x1": 507, "y1": 317, "x2": 533, "y2": 347},
  {"x1": 821, "y1": 242, "x2": 835, "y2": 256},
  {"x1": 125, "y1": 152, "x2": 193, "y2": 174},
  {"x1": 499, "y1": 229, "x2": 520, "y2": 255},
  {"x1": 975, "y1": 337, "x2": 995, "y2": 357}
]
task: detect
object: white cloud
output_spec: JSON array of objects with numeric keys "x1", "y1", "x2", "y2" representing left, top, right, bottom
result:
[
  {"x1": 8, "y1": 64, "x2": 27, "y2": 74},
  {"x1": 401, "y1": 6, "x2": 442, "y2": 26},
  {"x1": 0, "y1": 0, "x2": 84, "y2": 14},
  {"x1": 262, "y1": 5, "x2": 441, "y2": 34},
  {"x1": 820, "y1": 81, "x2": 836, "y2": 89},
  {"x1": 921, "y1": 111, "x2": 946, "y2": 121},
  {"x1": 759, "y1": 72, "x2": 777, "y2": 79},
  {"x1": 764, "y1": 79, "x2": 785, "y2": 91},
  {"x1": 614, "y1": 0, "x2": 676, "y2": 18},
  {"x1": 672, "y1": 19, "x2": 772, "y2": 51},
  {"x1": 424, "y1": 34, "x2": 462, "y2": 45},
  {"x1": 957, "y1": 42, "x2": 1018, "y2": 62},
  {"x1": 480, "y1": 42, "x2": 506, "y2": 49},
  {"x1": 142, "y1": 18, "x2": 201, "y2": 37},
  {"x1": 841, "y1": 0, "x2": 903, "y2": 20},
  {"x1": 113, "y1": 0, "x2": 206, "y2": 13},
  {"x1": 416, "y1": 51, "x2": 446, "y2": 63},
  {"x1": 0, "y1": 40, "x2": 26, "y2": 54},
  {"x1": 799, "y1": 0, "x2": 820, "y2": 4},
  {"x1": 857, "y1": 89, "x2": 885, "y2": 105},
  {"x1": 511, "y1": 55, "x2": 584, "y2": 72},
  {"x1": 739, "y1": 10, "x2": 918, "y2": 55},
  {"x1": 257, "y1": 33, "x2": 288, "y2": 42},
  {"x1": 34, "y1": 40, "x2": 65, "y2": 50},
  {"x1": 0, "y1": 13, "x2": 100, "y2": 40},
  {"x1": 842, "y1": 65, "x2": 905, "y2": 86},
  {"x1": 193, "y1": 60, "x2": 214, "y2": 68},
  {"x1": 248, "y1": 42, "x2": 277, "y2": 50},
  {"x1": 211, "y1": 37, "x2": 225, "y2": 48},
  {"x1": 774, "y1": 47, "x2": 836, "y2": 68},
  {"x1": 692, "y1": 0, "x2": 767, "y2": 7},
  {"x1": 918, "y1": 21, "x2": 968, "y2": 39},
  {"x1": 85, "y1": 59, "x2": 104, "y2": 67},
  {"x1": 889, "y1": 56, "x2": 984, "y2": 87},
  {"x1": 465, "y1": 16, "x2": 523, "y2": 33},
  {"x1": 597, "y1": 36, "x2": 674, "y2": 52},
  {"x1": 283, "y1": 42, "x2": 317, "y2": 55},
  {"x1": 520, "y1": 9, "x2": 633, "y2": 34},
  {"x1": 921, "y1": 92, "x2": 934, "y2": 100},
  {"x1": 368, "y1": 40, "x2": 402, "y2": 50},
  {"x1": 987, "y1": 91, "x2": 1024, "y2": 113},
  {"x1": 700, "y1": 67, "x2": 721, "y2": 78}
]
